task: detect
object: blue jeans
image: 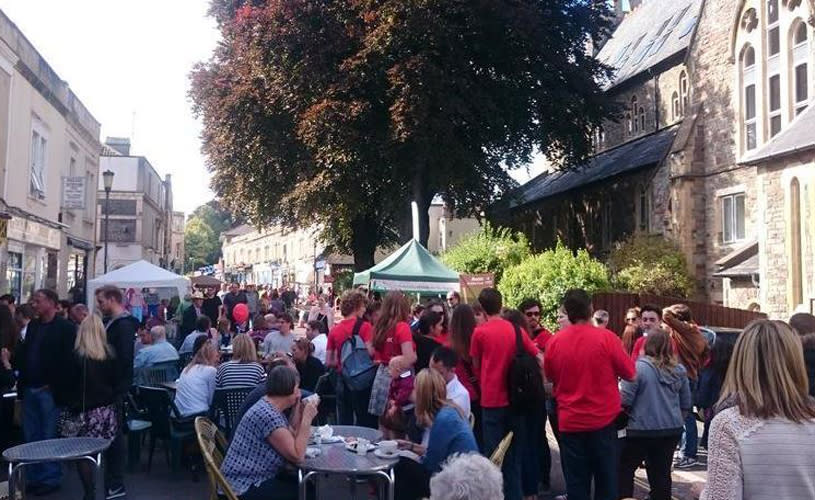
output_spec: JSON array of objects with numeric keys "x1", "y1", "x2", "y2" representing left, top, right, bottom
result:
[
  {"x1": 482, "y1": 407, "x2": 523, "y2": 500},
  {"x1": 22, "y1": 387, "x2": 62, "y2": 487},
  {"x1": 680, "y1": 379, "x2": 699, "y2": 459},
  {"x1": 559, "y1": 423, "x2": 618, "y2": 500}
]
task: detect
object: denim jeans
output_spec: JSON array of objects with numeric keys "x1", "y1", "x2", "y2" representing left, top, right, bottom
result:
[
  {"x1": 482, "y1": 406, "x2": 523, "y2": 500},
  {"x1": 559, "y1": 423, "x2": 618, "y2": 500},
  {"x1": 680, "y1": 379, "x2": 699, "y2": 459},
  {"x1": 22, "y1": 387, "x2": 62, "y2": 487}
]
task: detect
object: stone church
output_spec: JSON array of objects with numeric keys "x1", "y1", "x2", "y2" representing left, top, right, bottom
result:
[{"x1": 501, "y1": 0, "x2": 815, "y2": 320}]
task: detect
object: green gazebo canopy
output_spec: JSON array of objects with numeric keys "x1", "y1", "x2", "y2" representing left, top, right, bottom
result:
[{"x1": 353, "y1": 240, "x2": 460, "y2": 294}]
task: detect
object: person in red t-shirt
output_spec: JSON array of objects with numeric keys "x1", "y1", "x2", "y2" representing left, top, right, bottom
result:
[
  {"x1": 470, "y1": 288, "x2": 541, "y2": 500},
  {"x1": 368, "y1": 292, "x2": 417, "y2": 418},
  {"x1": 518, "y1": 297, "x2": 553, "y2": 494},
  {"x1": 325, "y1": 290, "x2": 377, "y2": 427},
  {"x1": 629, "y1": 304, "x2": 663, "y2": 362},
  {"x1": 427, "y1": 300, "x2": 450, "y2": 345},
  {"x1": 544, "y1": 289, "x2": 635, "y2": 500},
  {"x1": 449, "y1": 304, "x2": 481, "y2": 444}
]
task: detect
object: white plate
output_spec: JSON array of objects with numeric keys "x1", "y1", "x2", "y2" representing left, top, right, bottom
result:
[
  {"x1": 373, "y1": 448, "x2": 399, "y2": 459},
  {"x1": 345, "y1": 442, "x2": 376, "y2": 454},
  {"x1": 309, "y1": 435, "x2": 343, "y2": 445}
]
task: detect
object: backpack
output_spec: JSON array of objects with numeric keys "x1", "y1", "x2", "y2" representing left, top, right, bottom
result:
[
  {"x1": 508, "y1": 324, "x2": 544, "y2": 414},
  {"x1": 340, "y1": 318, "x2": 377, "y2": 391}
]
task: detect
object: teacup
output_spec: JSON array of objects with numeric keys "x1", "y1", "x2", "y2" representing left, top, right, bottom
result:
[{"x1": 379, "y1": 440, "x2": 398, "y2": 455}]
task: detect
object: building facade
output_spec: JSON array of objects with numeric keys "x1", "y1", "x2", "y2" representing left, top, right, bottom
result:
[
  {"x1": 170, "y1": 211, "x2": 185, "y2": 274},
  {"x1": 220, "y1": 202, "x2": 480, "y2": 287},
  {"x1": 0, "y1": 9, "x2": 101, "y2": 303},
  {"x1": 96, "y1": 138, "x2": 174, "y2": 274},
  {"x1": 503, "y1": 0, "x2": 815, "y2": 320}
]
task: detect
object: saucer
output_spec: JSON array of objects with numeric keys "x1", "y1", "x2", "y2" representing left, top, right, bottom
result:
[
  {"x1": 345, "y1": 442, "x2": 376, "y2": 453},
  {"x1": 374, "y1": 448, "x2": 399, "y2": 459}
]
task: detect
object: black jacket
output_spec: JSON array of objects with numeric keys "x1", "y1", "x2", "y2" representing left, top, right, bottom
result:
[
  {"x1": 202, "y1": 296, "x2": 222, "y2": 325},
  {"x1": 105, "y1": 313, "x2": 138, "y2": 397},
  {"x1": 222, "y1": 292, "x2": 247, "y2": 320},
  {"x1": 805, "y1": 348, "x2": 815, "y2": 398},
  {"x1": 181, "y1": 306, "x2": 203, "y2": 337},
  {"x1": 14, "y1": 316, "x2": 77, "y2": 397},
  {"x1": 58, "y1": 354, "x2": 120, "y2": 411}
]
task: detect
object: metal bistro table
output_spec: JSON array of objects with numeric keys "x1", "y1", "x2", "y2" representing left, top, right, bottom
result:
[
  {"x1": 3, "y1": 437, "x2": 111, "y2": 500},
  {"x1": 298, "y1": 425, "x2": 397, "y2": 500}
]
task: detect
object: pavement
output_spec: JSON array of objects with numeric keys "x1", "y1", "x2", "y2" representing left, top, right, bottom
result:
[{"x1": 1, "y1": 421, "x2": 709, "y2": 500}]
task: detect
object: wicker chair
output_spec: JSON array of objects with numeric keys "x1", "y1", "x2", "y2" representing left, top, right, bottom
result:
[
  {"x1": 489, "y1": 431, "x2": 514, "y2": 468},
  {"x1": 195, "y1": 417, "x2": 238, "y2": 500}
]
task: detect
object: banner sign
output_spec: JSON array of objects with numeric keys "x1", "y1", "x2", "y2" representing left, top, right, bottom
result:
[
  {"x1": 62, "y1": 176, "x2": 86, "y2": 209},
  {"x1": 459, "y1": 273, "x2": 495, "y2": 304}
]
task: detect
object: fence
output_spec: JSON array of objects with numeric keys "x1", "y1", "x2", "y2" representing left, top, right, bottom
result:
[{"x1": 592, "y1": 292, "x2": 766, "y2": 336}]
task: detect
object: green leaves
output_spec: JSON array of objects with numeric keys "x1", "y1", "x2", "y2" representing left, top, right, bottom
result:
[
  {"x1": 608, "y1": 234, "x2": 694, "y2": 298},
  {"x1": 184, "y1": 218, "x2": 218, "y2": 271},
  {"x1": 441, "y1": 223, "x2": 530, "y2": 282},
  {"x1": 498, "y1": 241, "x2": 610, "y2": 330}
]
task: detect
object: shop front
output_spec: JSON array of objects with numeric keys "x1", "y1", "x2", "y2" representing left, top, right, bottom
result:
[{"x1": 4, "y1": 215, "x2": 62, "y2": 303}]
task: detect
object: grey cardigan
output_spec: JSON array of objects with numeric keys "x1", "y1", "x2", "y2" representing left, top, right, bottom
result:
[{"x1": 621, "y1": 357, "x2": 691, "y2": 437}]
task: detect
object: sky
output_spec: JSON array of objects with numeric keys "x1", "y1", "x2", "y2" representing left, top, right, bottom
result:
[
  {"x1": 0, "y1": 0, "x2": 220, "y2": 215},
  {"x1": 0, "y1": 1, "x2": 546, "y2": 215}
]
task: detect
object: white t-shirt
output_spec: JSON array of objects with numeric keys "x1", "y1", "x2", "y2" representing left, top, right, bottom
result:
[
  {"x1": 311, "y1": 334, "x2": 328, "y2": 364},
  {"x1": 174, "y1": 364, "x2": 217, "y2": 417},
  {"x1": 446, "y1": 375, "x2": 471, "y2": 418}
]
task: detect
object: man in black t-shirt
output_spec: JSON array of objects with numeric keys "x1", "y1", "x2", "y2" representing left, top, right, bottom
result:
[{"x1": 15, "y1": 289, "x2": 76, "y2": 496}]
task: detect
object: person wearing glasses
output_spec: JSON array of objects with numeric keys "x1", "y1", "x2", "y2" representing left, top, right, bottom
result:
[
  {"x1": 446, "y1": 291, "x2": 461, "y2": 309},
  {"x1": 518, "y1": 298, "x2": 552, "y2": 352}
]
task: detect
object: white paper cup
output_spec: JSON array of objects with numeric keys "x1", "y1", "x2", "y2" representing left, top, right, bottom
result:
[
  {"x1": 356, "y1": 438, "x2": 369, "y2": 455},
  {"x1": 379, "y1": 440, "x2": 398, "y2": 454}
]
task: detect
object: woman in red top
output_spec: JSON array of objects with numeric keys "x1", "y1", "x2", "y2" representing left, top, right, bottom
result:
[{"x1": 367, "y1": 292, "x2": 417, "y2": 418}]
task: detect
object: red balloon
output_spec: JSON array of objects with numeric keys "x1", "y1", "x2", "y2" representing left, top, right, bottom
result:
[{"x1": 233, "y1": 303, "x2": 249, "y2": 324}]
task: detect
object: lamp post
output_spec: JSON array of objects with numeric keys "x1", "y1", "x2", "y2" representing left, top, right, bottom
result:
[{"x1": 102, "y1": 170, "x2": 115, "y2": 273}]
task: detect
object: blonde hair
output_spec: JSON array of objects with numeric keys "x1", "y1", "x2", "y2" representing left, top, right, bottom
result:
[
  {"x1": 414, "y1": 369, "x2": 464, "y2": 428},
  {"x1": 718, "y1": 320, "x2": 815, "y2": 422},
  {"x1": 75, "y1": 314, "x2": 114, "y2": 361},
  {"x1": 184, "y1": 341, "x2": 219, "y2": 373},
  {"x1": 231, "y1": 334, "x2": 257, "y2": 362}
]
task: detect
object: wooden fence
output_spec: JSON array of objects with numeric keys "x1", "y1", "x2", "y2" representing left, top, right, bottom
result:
[{"x1": 592, "y1": 292, "x2": 766, "y2": 336}]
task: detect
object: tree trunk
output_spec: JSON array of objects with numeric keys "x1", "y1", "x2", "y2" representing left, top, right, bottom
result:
[
  {"x1": 412, "y1": 175, "x2": 432, "y2": 248},
  {"x1": 350, "y1": 214, "x2": 378, "y2": 271}
]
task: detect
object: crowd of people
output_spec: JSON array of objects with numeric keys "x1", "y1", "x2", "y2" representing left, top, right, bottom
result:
[{"x1": 3, "y1": 277, "x2": 815, "y2": 500}]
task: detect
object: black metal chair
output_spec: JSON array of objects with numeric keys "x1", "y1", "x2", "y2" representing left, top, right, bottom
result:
[
  {"x1": 314, "y1": 372, "x2": 336, "y2": 425},
  {"x1": 210, "y1": 387, "x2": 253, "y2": 438},
  {"x1": 135, "y1": 361, "x2": 180, "y2": 387},
  {"x1": 124, "y1": 391, "x2": 153, "y2": 471},
  {"x1": 136, "y1": 386, "x2": 200, "y2": 473}
]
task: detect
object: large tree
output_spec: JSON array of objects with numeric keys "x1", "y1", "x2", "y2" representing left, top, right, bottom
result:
[{"x1": 191, "y1": 0, "x2": 613, "y2": 269}]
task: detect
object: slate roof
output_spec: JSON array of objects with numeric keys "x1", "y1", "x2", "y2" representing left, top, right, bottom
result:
[
  {"x1": 597, "y1": 0, "x2": 702, "y2": 90},
  {"x1": 714, "y1": 253, "x2": 759, "y2": 278},
  {"x1": 714, "y1": 240, "x2": 758, "y2": 278},
  {"x1": 509, "y1": 125, "x2": 679, "y2": 209},
  {"x1": 740, "y1": 104, "x2": 815, "y2": 165}
]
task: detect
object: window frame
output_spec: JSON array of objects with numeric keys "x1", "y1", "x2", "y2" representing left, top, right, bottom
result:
[
  {"x1": 29, "y1": 119, "x2": 49, "y2": 200},
  {"x1": 721, "y1": 192, "x2": 747, "y2": 244},
  {"x1": 742, "y1": 45, "x2": 758, "y2": 151},
  {"x1": 791, "y1": 21, "x2": 809, "y2": 115}
]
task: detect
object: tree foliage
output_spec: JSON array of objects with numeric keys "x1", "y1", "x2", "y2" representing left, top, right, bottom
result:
[
  {"x1": 499, "y1": 241, "x2": 610, "y2": 330},
  {"x1": 191, "y1": 0, "x2": 614, "y2": 269},
  {"x1": 608, "y1": 234, "x2": 694, "y2": 298},
  {"x1": 441, "y1": 223, "x2": 530, "y2": 283},
  {"x1": 184, "y1": 218, "x2": 218, "y2": 271}
]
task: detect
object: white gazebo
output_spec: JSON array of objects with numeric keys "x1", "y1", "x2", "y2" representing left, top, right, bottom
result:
[{"x1": 87, "y1": 260, "x2": 190, "y2": 308}]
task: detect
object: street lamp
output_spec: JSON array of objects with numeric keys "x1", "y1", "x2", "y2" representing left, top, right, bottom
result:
[{"x1": 102, "y1": 169, "x2": 114, "y2": 273}]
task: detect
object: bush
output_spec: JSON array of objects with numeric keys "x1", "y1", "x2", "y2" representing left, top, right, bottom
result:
[
  {"x1": 331, "y1": 269, "x2": 355, "y2": 294},
  {"x1": 498, "y1": 241, "x2": 610, "y2": 330},
  {"x1": 441, "y1": 223, "x2": 530, "y2": 283},
  {"x1": 608, "y1": 234, "x2": 693, "y2": 298}
]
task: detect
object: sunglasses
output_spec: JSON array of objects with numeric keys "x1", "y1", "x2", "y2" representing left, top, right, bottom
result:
[
  {"x1": 625, "y1": 317, "x2": 638, "y2": 322},
  {"x1": 525, "y1": 311, "x2": 541, "y2": 317},
  {"x1": 593, "y1": 317, "x2": 605, "y2": 322}
]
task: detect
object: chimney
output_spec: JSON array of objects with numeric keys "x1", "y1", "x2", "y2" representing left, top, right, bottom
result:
[{"x1": 104, "y1": 137, "x2": 131, "y2": 156}]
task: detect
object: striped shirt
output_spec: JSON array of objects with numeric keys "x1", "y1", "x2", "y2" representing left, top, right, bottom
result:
[{"x1": 215, "y1": 361, "x2": 266, "y2": 389}]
